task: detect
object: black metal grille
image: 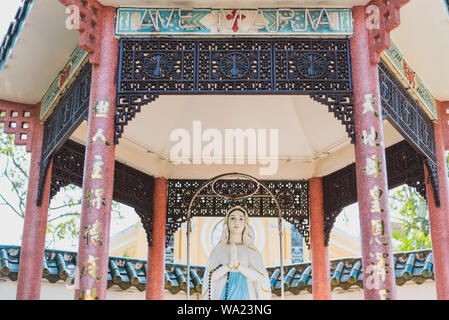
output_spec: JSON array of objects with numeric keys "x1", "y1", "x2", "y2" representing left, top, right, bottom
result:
[
  {"x1": 37, "y1": 63, "x2": 91, "y2": 206},
  {"x1": 379, "y1": 61, "x2": 436, "y2": 163},
  {"x1": 166, "y1": 179, "x2": 310, "y2": 248},
  {"x1": 50, "y1": 139, "x2": 155, "y2": 245},
  {"x1": 116, "y1": 38, "x2": 354, "y2": 144},
  {"x1": 379, "y1": 60, "x2": 439, "y2": 206}
]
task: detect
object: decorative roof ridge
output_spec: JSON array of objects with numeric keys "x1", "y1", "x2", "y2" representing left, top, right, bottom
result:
[
  {"x1": 0, "y1": 0, "x2": 34, "y2": 71},
  {"x1": 0, "y1": 244, "x2": 433, "y2": 268},
  {"x1": 0, "y1": 245, "x2": 146, "y2": 265}
]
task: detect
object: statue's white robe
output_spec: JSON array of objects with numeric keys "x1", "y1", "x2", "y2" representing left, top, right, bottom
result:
[{"x1": 201, "y1": 243, "x2": 272, "y2": 300}]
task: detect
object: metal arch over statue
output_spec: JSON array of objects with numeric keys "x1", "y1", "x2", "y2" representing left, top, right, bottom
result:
[{"x1": 185, "y1": 172, "x2": 285, "y2": 300}]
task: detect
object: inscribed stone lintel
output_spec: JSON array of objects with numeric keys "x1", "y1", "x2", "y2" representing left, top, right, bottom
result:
[{"x1": 115, "y1": 8, "x2": 353, "y2": 37}]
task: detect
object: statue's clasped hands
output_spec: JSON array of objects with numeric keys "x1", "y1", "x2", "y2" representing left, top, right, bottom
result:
[
  {"x1": 228, "y1": 242, "x2": 240, "y2": 270},
  {"x1": 210, "y1": 242, "x2": 258, "y2": 283}
]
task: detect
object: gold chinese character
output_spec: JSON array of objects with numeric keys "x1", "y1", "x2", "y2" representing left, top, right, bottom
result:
[
  {"x1": 372, "y1": 219, "x2": 385, "y2": 236},
  {"x1": 369, "y1": 186, "x2": 384, "y2": 213},
  {"x1": 371, "y1": 236, "x2": 389, "y2": 247},
  {"x1": 86, "y1": 189, "x2": 106, "y2": 210},
  {"x1": 365, "y1": 253, "x2": 389, "y2": 290},
  {"x1": 374, "y1": 252, "x2": 390, "y2": 281},
  {"x1": 94, "y1": 99, "x2": 110, "y2": 118},
  {"x1": 81, "y1": 255, "x2": 102, "y2": 280},
  {"x1": 84, "y1": 220, "x2": 103, "y2": 246},
  {"x1": 90, "y1": 128, "x2": 111, "y2": 146},
  {"x1": 90, "y1": 155, "x2": 104, "y2": 179},
  {"x1": 361, "y1": 126, "x2": 381, "y2": 147},
  {"x1": 363, "y1": 155, "x2": 382, "y2": 177},
  {"x1": 370, "y1": 219, "x2": 389, "y2": 246},
  {"x1": 363, "y1": 94, "x2": 378, "y2": 117},
  {"x1": 379, "y1": 289, "x2": 391, "y2": 300},
  {"x1": 79, "y1": 288, "x2": 98, "y2": 300}
]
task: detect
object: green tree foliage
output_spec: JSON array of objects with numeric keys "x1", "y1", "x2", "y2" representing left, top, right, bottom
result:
[
  {"x1": 389, "y1": 152, "x2": 449, "y2": 251},
  {"x1": 0, "y1": 125, "x2": 123, "y2": 247},
  {"x1": 389, "y1": 185, "x2": 431, "y2": 251}
]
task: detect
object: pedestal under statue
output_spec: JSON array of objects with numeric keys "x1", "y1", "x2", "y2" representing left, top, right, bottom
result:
[{"x1": 202, "y1": 206, "x2": 271, "y2": 300}]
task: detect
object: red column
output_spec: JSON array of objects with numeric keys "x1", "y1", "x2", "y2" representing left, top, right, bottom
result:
[
  {"x1": 74, "y1": 6, "x2": 118, "y2": 300},
  {"x1": 309, "y1": 177, "x2": 331, "y2": 300},
  {"x1": 16, "y1": 113, "x2": 53, "y2": 300},
  {"x1": 146, "y1": 177, "x2": 167, "y2": 300},
  {"x1": 350, "y1": 6, "x2": 396, "y2": 300},
  {"x1": 424, "y1": 101, "x2": 449, "y2": 300}
]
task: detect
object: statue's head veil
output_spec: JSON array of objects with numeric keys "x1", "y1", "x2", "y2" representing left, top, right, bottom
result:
[{"x1": 219, "y1": 206, "x2": 254, "y2": 246}]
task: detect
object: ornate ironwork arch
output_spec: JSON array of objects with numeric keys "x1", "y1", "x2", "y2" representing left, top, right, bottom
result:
[
  {"x1": 115, "y1": 38, "x2": 354, "y2": 144},
  {"x1": 323, "y1": 139, "x2": 427, "y2": 246},
  {"x1": 50, "y1": 139, "x2": 155, "y2": 245},
  {"x1": 184, "y1": 172, "x2": 287, "y2": 299},
  {"x1": 167, "y1": 178, "x2": 309, "y2": 247}
]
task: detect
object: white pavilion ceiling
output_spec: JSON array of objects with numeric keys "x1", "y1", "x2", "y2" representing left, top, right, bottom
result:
[
  {"x1": 0, "y1": 0, "x2": 78, "y2": 105},
  {"x1": 71, "y1": 94, "x2": 404, "y2": 179}
]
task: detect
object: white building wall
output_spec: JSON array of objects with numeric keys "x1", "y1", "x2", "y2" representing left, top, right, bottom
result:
[{"x1": 0, "y1": 279, "x2": 437, "y2": 300}]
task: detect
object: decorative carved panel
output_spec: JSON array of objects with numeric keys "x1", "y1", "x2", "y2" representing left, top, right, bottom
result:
[
  {"x1": 167, "y1": 179, "x2": 310, "y2": 248},
  {"x1": 116, "y1": 38, "x2": 354, "y2": 143},
  {"x1": 366, "y1": 0, "x2": 410, "y2": 65},
  {"x1": 379, "y1": 60, "x2": 439, "y2": 206},
  {"x1": 59, "y1": 0, "x2": 104, "y2": 65},
  {"x1": 0, "y1": 101, "x2": 35, "y2": 152},
  {"x1": 50, "y1": 139, "x2": 155, "y2": 245},
  {"x1": 323, "y1": 140, "x2": 427, "y2": 246},
  {"x1": 322, "y1": 164, "x2": 357, "y2": 246}
]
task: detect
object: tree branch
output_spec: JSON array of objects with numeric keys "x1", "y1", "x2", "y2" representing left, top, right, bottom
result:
[
  {"x1": 3, "y1": 157, "x2": 26, "y2": 214},
  {"x1": 9, "y1": 152, "x2": 28, "y2": 179},
  {"x1": 0, "y1": 194, "x2": 24, "y2": 218},
  {"x1": 48, "y1": 212, "x2": 80, "y2": 223},
  {"x1": 50, "y1": 201, "x2": 82, "y2": 211}
]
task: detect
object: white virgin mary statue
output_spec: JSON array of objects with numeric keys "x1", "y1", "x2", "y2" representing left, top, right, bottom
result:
[{"x1": 201, "y1": 206, "x2": 271, "y2": 300}]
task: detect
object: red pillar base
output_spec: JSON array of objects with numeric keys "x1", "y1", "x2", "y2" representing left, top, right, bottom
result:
[
  {"x1": 16, "y1": 117, "x2": 52, "y2": 300},
  {"x1": 146, "y1": 177, "x2": 167, "y2": 300},
  {"x1": 310, "y1": 177, "x2": 331, "y2": 300},
  {"x1": 425, "y1": 101, "x2": 449, "y2": 300}
]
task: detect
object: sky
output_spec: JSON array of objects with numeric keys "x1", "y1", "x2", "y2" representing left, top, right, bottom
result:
[{"x1": 0, "y1": 1, "x2": 21, "y2": 38}]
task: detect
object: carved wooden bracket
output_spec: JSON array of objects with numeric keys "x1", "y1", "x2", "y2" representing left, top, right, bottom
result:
[
  {"x1": 59, "y1": 0, "x2": 104, "y2": 65},
  {"x1": 367, "y1": 0, "x2": 409, "y2": 65},
  {"x1": 0, "y1": 100, "x2": 37, "y2": 153}
]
